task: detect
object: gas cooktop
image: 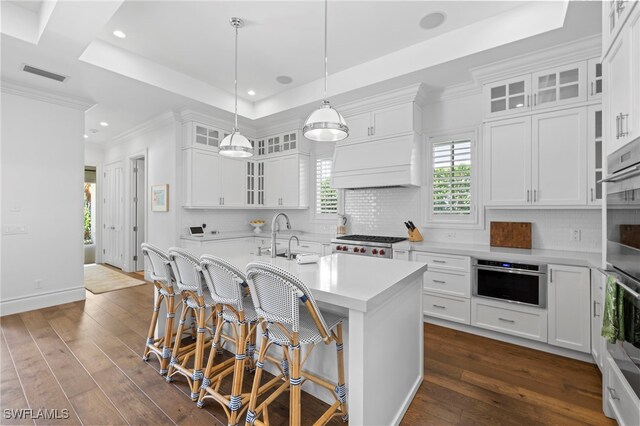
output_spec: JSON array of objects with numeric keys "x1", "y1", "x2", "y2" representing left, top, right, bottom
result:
[{"x1": 333, "y1": 235, "x2": 407, "y2": 244}]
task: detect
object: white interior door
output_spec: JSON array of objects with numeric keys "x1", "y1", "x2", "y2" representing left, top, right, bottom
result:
[
  {"x1": 103, "y1": 161, "x2": 124, "y2": 269},
  {"x1": 133, "y1": 158, "x2": 145, "y2": 271}
]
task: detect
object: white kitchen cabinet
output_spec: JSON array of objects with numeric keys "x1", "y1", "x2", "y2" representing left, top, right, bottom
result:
[
  {"x1": 246, "y1": 161, "x2": 265, "y2": 207},
  {"x1": 484, "y1": 107, "x2": 588, "y2": 207},
  {"x1": 483, "y1": 116, "x2": 532, "y2": 206},
  {"x1": 218, "y1": 157, "x2": 246, "y2": 207},
  {"x1": 605, "y1": 353, "x2": 640, "y2": 426},
  {"x1": 411, "y1": 251, "x2": 471, "y2": 272},
  {"x1": 532, "y1": 107, "x2": 587, "y2": 206},
  {"x1": 393, "y1": 249, "x2": 410, "y2": 261},
  {"x1": 483, "y1": 74, "x2": 531, "y2": 119},
  {"x1": 254, "y1": 130, "x2": 305, "y2": 158},
  {"x1": 183, "y1": 121, "x2": 227, "y2": 150},
  {"x1": 588, "y1": 58, "x2": 603, "y2": 101},
  {"x1": 591, "y1": 269, "x2": 607, "y2": 372},
  {"x1": 424, "y1": 292, "x2": 471, "y2": 325},
  {"x1": 531, "y1": 62, "x2": 587, "y2": 110},
  {"x1": 471, "y1": 297, "x2": 548, "y2": 342},
  {"x1": 547, "y1": 264, "x2": 591, "y2": 353},
  {"x1": 264, "y1": 154, "x2": 309, "y2": 208},
  {"x1": 604, "y1": 5, "x2": 640, "y2": 156},
  {"x1": 183, "y1": 148, "x2": 221, "y2": 207},
  {"x1": 587, "y1": 105, "x2": 604, "y2": 205},
  {"x1": 343, "y1": 102, "x2": 421, "y2": 143},
  {"x1": 603, "y1": 0, "x2": 639, "y2": 57}
]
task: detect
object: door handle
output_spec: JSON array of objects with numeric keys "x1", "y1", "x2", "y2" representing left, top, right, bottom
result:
[
  {"x1": 533, "y1": 189, "x2": 537, "y2": 202},
  {"x1": 591, "y1": 188, "x2": 594, "y2": 202},
  {"x1": 550, "y1": 268, "x2": 553, "y2": 283},
  {"x1": 620, "y1": 113, "x2": 629, "y2": 138},
  {"x1": 527, "y1": 189, "x2": 530, "y2": 202},
  {"x1": 371, "y1": 126, "x2": 375, "y2": 135},
  {"x1": 616, "y1": 115, "x2": 621, "y2": 139},
  {"x1": 367, "y1": 127, "x2": 371, "y2": 136},
  {"x1": 526, "y1": 95, "x2": 530, "y2": 107},
  {"x1": 591, "y1": 82, "x2": 594, "y2": 96},
  {"x1": 593, "y1": 300, "x2": 600, "y2": 317}
]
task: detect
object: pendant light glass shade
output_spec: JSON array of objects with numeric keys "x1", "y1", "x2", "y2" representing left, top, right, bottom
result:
[
  {"x1": 303, "y1": 100, "x2": 348, "y2": 142},
  {"x1": 303, "y1": 0, "x2": 348, "y2": 142},
  {"x1": 219, "y1": 130, "x2": 253, "y2": 157},
  {"x1": 220, "y1": 17, "x2": 253, "y2": 158}
]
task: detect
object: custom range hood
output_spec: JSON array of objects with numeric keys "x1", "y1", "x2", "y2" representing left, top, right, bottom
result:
[
  {"x1": 331, "y1": 133, "x2": 421, "y2": 189},
  {"x1": 330, "y1": 84, "x2": 425, "y2": 189}
]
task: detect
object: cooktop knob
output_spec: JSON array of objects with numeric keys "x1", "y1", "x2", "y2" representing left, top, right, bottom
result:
[
  {"x1": 360, "y1": 248, "x2": 367, "y2": 253},
  {"x1": 379, "y1": 249, "x2": 385, "y2": 256},
  {"x1": 353, "y1": 247, "x2": 359, "y2": 253},
  {"x1": 372, "y1": 249, "x2": 378, "y2": 254}
]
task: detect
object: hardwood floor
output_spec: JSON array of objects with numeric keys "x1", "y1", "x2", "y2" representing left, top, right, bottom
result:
[{"x1": 1, "y1": 272, "x2": 614, "y2": 425}]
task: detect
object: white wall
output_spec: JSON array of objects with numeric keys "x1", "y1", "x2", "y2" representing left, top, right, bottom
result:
[
  {"x1": 1, "y1": 91, "x2": 86, "y2": 315},
  {"x1": 84, "y1": 142, "x2": 103, "y2": 166},
  {"x1": 102, "y1": 116, "x2": 180, "y2": 270}
]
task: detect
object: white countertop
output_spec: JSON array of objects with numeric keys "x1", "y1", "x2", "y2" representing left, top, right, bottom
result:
[
  {"x1": 393, "y1": 240, "x2": 601, "y2": 268},
  {"x1": 181, "y1": 230, "x2": 332, "y2": 244},
  {"x1": 216, "y1": 252, "x2": 427, "y2": 312}
]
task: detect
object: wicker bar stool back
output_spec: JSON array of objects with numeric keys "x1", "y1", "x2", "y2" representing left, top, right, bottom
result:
[
  {"x1": 140, "y1": 243, "x2": 176, "y2": 374},
  {"x1": 196, "y1": 255, "x2": 261, "y2": 425},
  {"x1": 166, "y1": 248, "x2": 215, "y2": 400},
  {"x1": 244, "y1": 262, "x2": 348, "y2": 426}
]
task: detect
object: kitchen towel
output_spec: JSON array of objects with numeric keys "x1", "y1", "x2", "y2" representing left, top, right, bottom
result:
[
  {"x1": 296, "y1": 253, "x2": 319, "y2": 264},
  {"x1": 601, "y1": 275, "x2": 625, "y2": 344}
]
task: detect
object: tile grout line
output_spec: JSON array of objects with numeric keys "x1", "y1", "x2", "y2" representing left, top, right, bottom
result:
[{"x1": 0, "y1": 329, "x2": 36, "y2": 426}]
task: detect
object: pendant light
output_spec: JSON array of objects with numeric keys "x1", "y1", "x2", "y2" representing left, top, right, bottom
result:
[
  {"x1": 303, "y1": 0, "x2": 349, "y2": 142},
  {"x1": 219, "y1": 17, "x2": 253, "y2": 158}
]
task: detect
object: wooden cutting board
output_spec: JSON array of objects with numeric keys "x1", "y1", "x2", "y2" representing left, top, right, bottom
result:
[
  {"x1": 620, "y1": 225, "x2": 640, "y2": 249},
  {"x1": 490, "y1": 222, "x2": 532, "y2": 249}
]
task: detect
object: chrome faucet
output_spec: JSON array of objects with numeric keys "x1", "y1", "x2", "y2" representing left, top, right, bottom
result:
[
  {"x1": 287, "y1": 235, "x2": 300, "y2": 260},
  {"x1": 270, "y1": 212, "x2": 291, "y2": 258}
]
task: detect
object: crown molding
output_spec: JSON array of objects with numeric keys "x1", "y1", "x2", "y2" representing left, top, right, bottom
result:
[
  {"x1": 0, "y1": 78, "x2": 94, "y2": 111},
  {"x1": 110, "y1": 110, "x2": 180, "y2": 144},
  {"x1": 423, "y1": 82, "x2": 482, "y2": 104},
  {"x1": 256, "y1": 118, "x2": 304, "y2": 137},
  {"x1": 338, "y1": 83, "x2": 427, "y2": 117},
  {"x1": 470, "y1": 34, "x2": 601, "y2": 85}
]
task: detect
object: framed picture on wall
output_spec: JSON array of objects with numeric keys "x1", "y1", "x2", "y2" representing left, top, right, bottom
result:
[{"x1": 151, "y1": 184, "x2": 169, "y2": 212}]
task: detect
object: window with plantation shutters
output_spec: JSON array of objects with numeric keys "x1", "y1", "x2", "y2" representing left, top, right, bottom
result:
[
  {"x1": 316, "y1": 158, "x2": 337, "y2": 215},
  {"x1": 425, "y1": 131, "x2": 480, "y2": 226}
]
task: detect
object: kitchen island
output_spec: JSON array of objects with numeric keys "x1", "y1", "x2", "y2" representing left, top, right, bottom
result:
[{"x1": 215, "y1": 252, "x2": 427, "y2": 425}]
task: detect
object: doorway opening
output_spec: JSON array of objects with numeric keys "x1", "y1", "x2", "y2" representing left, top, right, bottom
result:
[{"x1": 84, "y1": 166, "x2": 97, "y2": 265}]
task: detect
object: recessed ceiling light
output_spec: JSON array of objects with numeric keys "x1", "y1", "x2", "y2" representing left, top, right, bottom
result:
[
  {"x1": 99, "y1": 122, "x2": 109, "y2": 127},
  {"x1": 113, "y1": 30, "x2": 126, "y2": 39},
  {"x1": 248, "y1": 89, "x2": 256, "y2": 96},
  {"x1": 90, "y1": 128, "x2": 99, "y2": 133},
  {"x1": 276, "y1": 75, "x2": 293, "y2": 85},
  {"x1": 84, "y1": 134, "x2": 88, "y2": 139},
  {"x1": 419, "y1": 12, "x2": 446, "y2": 30}
]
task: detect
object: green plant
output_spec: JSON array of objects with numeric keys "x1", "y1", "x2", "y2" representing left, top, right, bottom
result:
[{"x1": 84, "y1": 183, "x2": 93, "y2": 244}]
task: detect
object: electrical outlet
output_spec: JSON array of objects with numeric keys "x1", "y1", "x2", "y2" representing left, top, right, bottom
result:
[
  {"x1": 446, "y1": 231, "x2": 456, "y2": 239},
  {"x1": 35, "y1": 279, "x2": 42, "y2": 289},
  {"x1": 570, "y1": 229, "x2": 581, "y2": 241}
]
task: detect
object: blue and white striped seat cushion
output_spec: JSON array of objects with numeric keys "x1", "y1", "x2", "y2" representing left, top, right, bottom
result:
[{"x1": 266, "y1": 308, "x2": 345, "y2": 345}]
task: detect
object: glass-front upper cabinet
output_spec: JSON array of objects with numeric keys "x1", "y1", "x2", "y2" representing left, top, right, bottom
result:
[
  {"x1": 531, "y1": 62, "x2": 587, "y2": 110},
  {"x1": 483, "y1": 74, "x2": 531, "y2": 119},
  {"x1": 587, "y1": 105, "x2": 603, "y2": 206},
  {"x1": 588, "y1": 58, "x2": 603, "y2": 100}
]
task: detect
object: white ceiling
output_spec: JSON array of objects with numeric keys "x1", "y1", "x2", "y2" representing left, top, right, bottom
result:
[{"x1": 0, "y1": 1, "x2": 601, "y2": 144}]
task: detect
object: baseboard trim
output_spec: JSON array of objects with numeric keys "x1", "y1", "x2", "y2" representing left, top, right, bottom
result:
[
  {"x1": 0, "y1": 286, "x2": 86, "y2": 316},
  {"x1": 391, "y1": 373, "x2": 423, "y2": 426},
  {"x1": 425, "y1": 316, "x2": 594, "y2": 363}
]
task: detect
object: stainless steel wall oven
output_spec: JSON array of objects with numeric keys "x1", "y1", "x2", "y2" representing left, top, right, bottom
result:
[{"x1": 603, "y1": 137, "x2": 640, "y2": 400}]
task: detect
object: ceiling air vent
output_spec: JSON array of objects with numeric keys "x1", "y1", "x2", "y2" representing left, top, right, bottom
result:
[{"x1": 21, "y1": 64, "x2": 68, "y2": 82}]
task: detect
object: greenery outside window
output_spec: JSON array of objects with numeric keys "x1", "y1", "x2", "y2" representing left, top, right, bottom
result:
[
  {"x1": 425, "y1": 131, "x2": 481, "y2": 227},
  {"x1": 315, "y1": 158, "x2": 338, "y2": 217}
]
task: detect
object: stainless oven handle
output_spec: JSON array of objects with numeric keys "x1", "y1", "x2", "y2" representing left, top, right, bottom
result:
[
  {"x1": 476, "y1": 264, "x2": 546, "y2": 276},
  {"x1": 598, "y1": 165, "x2": 640, "y2": 183},
  {"x1": 598, "y1": 268, "x2": 640, "y2": 300}
]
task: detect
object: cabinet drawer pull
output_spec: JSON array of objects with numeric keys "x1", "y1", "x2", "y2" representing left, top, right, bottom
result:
[
  {"x1": 591, "y1": 188, "x2": 594, "y2": 202},
  {"x1": 616, "y1": 115, "x2": 621, "y2": 139},
  {"x1": 433, "y1": 260, "x2": 447, "y2": 264},
  {"x1": 620, "y1": 113, "x2": 629, "y2": 138},
  {"x1": 591, "y1": 82, "x2": 594, "y2": 96},
  {"x1": 607, "y1": 386, "x2": 620, "y2": 401},
  {"x1": 300, "y1": 245, "x2": 310, "y2": 248},
  {"x1": 534, "y1": 93, "x2": 537, "y2": 106},
  {"x1": 498, "y1": 317, "x2": 515, "y2": 323},
  {"x1": 527, "y1": 189, "x2": 530, "y2": 202},
  {"x1": 526, "y1": 95, "x2": 530, "y2": 107},
  {"x1": 533, "y1": 189, "x2": 537, "y2": 202},
  {"x1": 432, "y1": 304, "x2": 446, "y2": 309},
  {"x1": 433, "y1": 280, "x2": 446, "y2": 284}
]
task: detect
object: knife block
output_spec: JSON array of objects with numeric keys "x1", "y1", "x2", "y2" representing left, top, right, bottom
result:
[{"x1": 408, "y1": 228, "x2": 423, "y2": 242}]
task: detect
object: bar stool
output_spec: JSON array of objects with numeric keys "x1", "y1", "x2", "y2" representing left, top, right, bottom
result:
[
  {"x1": 196, "y1": 255, "x2": 263, "y2": 425},
  {"x1": 244, "y1": 262, "x2": 348, "y2": 425},
  {"x1": 141, "y1": 243, "x2": 177, "y2": 375},
  {"x1": 165, "y1": 248, "x2": 216, "y2": 400}
]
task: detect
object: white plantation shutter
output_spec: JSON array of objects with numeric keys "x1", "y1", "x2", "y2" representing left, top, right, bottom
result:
[
  {"x1": 431, "y1": 139, "x2": 472, "y2": 215},
  {"x1": 316, "y1": 159, "x2": 337, "y2": 215}
]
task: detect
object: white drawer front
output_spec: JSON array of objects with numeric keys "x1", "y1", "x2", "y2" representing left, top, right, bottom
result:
[
  {"x1": 606, "y1": 355, "x2": 640, "y2": 426},
  {"x1": 423, "y1": 270, "x2": 470, "y2": 298},
  {"x1": 423, "y1": 293, "x2": 470, "y2": 324},
  {"x1": 472, "y1": 298, "x2": 547, "y2": 342},
  {"x1": 412, "y1": 251, "x2": 470, "y2": 272},
  {"x1": 296, "y1": 241, "x2": 323, "y2": 255}
]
